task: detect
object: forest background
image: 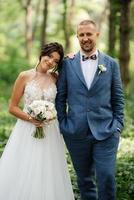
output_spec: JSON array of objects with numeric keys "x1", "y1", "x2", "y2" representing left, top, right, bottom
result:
[{"x1": 0, "y1": 0, "x2": 134, "y2": 199}]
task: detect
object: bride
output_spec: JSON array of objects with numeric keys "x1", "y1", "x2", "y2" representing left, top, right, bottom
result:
[{"x1": 0, "y1": 42, "x2": 74, "y2": 200}]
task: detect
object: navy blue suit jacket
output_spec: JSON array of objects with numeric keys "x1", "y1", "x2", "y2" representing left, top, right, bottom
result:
[{"x1": 56, "y1": 51, "x2": 124, "y2": 140}]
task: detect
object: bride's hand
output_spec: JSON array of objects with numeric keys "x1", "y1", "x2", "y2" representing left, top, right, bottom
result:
[
  {"x1": 28, "y1": 117, "x2": 44, "y2": 127},
  {"x1": 43, "y1": 117, "x2": 56, "y2": 125},
  {"x1": 28, "y1": 116, "x2": 56, "y2": 127}
]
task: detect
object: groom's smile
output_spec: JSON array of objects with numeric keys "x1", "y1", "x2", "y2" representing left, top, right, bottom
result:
[{"x1": 77, "y1": 23, "x2": 100, "y2": 54}]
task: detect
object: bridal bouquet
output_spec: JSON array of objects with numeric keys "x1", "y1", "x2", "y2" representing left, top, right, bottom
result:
[{"x1": 27, "y1": 100, "x2": 57, "y2": 139}]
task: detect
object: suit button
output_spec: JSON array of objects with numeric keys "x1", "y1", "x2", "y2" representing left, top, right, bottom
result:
[{"x1": 87, "y1": 109, "x2": 90, "y2": 112}]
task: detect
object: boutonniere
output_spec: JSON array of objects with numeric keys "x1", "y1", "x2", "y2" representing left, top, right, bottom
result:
[{"x1": 98, "y1": 64, "x2": 107, "y2": 75}]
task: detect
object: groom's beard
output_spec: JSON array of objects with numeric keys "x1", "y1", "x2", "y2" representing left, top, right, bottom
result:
[{"x1": 80, "y1": 41, "x2": 96, "y2": 53}]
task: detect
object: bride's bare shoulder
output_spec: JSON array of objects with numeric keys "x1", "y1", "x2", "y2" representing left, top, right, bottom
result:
[{"x1": 17, "y1": 69, "x2": 35, "y2": 82}]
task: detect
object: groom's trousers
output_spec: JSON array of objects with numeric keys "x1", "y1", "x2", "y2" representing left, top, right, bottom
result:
[{"x1": 63, "y1": 128, "x2": 120, "y2": 200}]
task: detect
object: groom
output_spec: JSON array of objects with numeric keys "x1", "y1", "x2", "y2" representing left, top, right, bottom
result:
[{"x1": 56, "y1": 20, "x2": 124, "y2": 200}]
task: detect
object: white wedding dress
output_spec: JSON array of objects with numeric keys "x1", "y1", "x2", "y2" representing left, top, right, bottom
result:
[{"x1": 0, "y1": 76, "x2": 74, "y2": 200}]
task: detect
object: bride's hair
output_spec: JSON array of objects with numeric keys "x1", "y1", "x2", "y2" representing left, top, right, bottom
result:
[{"x1": 38, "y1": 42, "x2": 64, "y2": 72}]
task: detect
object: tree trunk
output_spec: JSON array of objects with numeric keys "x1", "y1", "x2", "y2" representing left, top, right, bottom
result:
[
  {"x1": 62, "y1": 0, "x2": 70, "y2": 53},
  {"x1": 25, "y1": 3, "x2": 33, "y2": 60},
  {"x1": 32, "y1": 0, "x2": 42, "y2": 41},
  {"x1": 108, "y1": 0, "x2": 119, "y2": 57},
  {"x1": 67, "y1": 0, "x2": 75, "y2": 51},
  {"x1": 18, "y1": 0, "x2": 33, "y2": 61},
  {"x1": 40, "y1": 0, "x2": 48, "y2": 48},
  {"x1": 98, "y1": 2, "x2": 109, "y2": 33},
  {"x1": 119, "y1": 0, "x2": 131, "y2": 87}
]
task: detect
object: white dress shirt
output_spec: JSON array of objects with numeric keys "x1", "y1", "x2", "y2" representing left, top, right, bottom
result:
[{"x1": 80, "y1": 50, "x2": 98, "y2": 89}]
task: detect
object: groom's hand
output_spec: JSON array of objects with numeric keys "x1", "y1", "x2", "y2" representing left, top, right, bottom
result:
[{"x1": 66, "y1": 52, "x2": 75, "y2": 59}]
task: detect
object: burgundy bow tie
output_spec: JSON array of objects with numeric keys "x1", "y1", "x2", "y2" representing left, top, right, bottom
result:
[{"x1": 82, "y1": 54, "x2": 97, "y2": 61}]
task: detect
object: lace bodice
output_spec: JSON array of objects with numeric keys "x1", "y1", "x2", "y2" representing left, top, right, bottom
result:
[{"x1": 23, "y1": 79, "x2": 57, "y2": 111}]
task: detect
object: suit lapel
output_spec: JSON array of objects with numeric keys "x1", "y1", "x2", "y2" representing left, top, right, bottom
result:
[
  {"x1": 72, "y1": 52, "x2": 88, "y2": 88},
  {"x1": 88, "y1": 51, "x2": 106, "y2": 93},
  {"x1": 71, "y1": 51, "x2": 106, "y2": 92}
]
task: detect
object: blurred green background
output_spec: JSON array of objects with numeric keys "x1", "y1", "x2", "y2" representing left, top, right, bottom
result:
[{"x1": 0, "y1": 0, "x2": 134, "y2": 199}]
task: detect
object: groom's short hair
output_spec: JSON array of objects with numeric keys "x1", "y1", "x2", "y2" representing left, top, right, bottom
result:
[
  {"x1": 77, "y1": 19, "x2": 98, "y2": 33},
  {"x1": 78, "y1": 20, "x2": 96, "y2": 27}
]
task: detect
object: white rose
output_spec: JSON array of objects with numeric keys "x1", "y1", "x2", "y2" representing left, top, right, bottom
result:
[
  {"x1": 45, "y1": 111, "x2": 53, "y2": 120},
  {"x1": 34, "y1": 107, "x2": 41, "y2": 115}
]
